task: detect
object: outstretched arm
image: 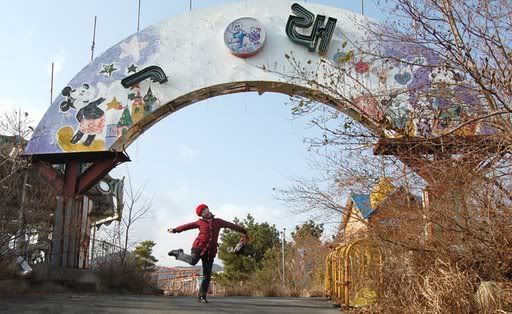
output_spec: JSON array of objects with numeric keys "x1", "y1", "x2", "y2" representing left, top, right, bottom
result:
[
  {"x1": 219, "y1": 219, "x2": 248, "y2": 235},
  {"x1": 169, "y1": 221, "x2": 199, "y2": 234}
]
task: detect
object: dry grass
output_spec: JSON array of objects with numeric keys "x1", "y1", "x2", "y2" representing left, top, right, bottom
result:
[
  {"x1": 416, "y1": 260, "x2": 478, "y2": 313},
  {"x1": 95, "y1": 253, "x2": 156, "y2": 293},
  {"x1": 340, "y1": 148, "x2": 512, "y2": 313},
  {"x1": 476, "y1": 281, "x2": 505, "y2": 314}
]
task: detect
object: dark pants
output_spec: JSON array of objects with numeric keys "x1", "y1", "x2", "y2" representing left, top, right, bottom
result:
[{"x1": 176, "y1": 248, "x2": 215, "y2": 298}]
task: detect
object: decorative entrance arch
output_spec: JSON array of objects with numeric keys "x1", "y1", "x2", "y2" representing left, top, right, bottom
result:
[
  {"x1": 25, "y1": 0, "x2": 383, "y2": 158},
  {"x1": 24, "y1": 0, "x2": 389, "y2": 269},
  {"x1": 22, "y1": 0, "x2": 492, "y2": 269}
]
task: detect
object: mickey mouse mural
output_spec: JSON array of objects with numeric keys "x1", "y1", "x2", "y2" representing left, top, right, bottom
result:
[{"x1": 57, "y1": 83, "x2": 106, "y2": 151}]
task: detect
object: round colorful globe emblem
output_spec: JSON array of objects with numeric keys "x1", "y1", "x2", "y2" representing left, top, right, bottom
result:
[{"x1": 224, "y1": 17, "x2": 266, "y2": 58}]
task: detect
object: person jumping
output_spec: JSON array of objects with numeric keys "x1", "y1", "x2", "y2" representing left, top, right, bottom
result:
[{"x1": 167, "y1": 204, "x2": 249, "y2": 303}]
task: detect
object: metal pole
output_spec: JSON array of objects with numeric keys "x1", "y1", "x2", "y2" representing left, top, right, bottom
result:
[
  {"x1": 281, "y1": 228, "x2": 286, "y2": 287},
  {"x1": 361, "y1": 0, "x2": 365, "y2": 16},
  {"x1": 137, "y1": 0, "x2": 141, "y2": 32},
  {"x1": 189, "y1": 0, "x2": 192, "y2": 11},
  {"x1": 21, "y1": 172, "x2": 28, "y2": 263},
  {"x1": 90, "y1": 16, "x2": 97, "y2": 62},
  {"x1": 50, "y1": 62, "x2": 54, "y2": 106}
]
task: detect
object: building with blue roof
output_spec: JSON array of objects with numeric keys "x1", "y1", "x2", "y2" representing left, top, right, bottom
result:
[{"x1": 339, "y1": 178, "x2": 422, "y2": 243}]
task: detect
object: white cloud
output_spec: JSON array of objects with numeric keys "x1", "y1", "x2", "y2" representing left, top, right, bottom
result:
[
  {"x1": 130, "y1": 186, "x2": 202, "y2": 266},
  {"x1": 130, "y1": 195, "x2": 292, "y2": 267},
  {"x1": 103, "y1": 184, "x2": 327, "y2": 267}
]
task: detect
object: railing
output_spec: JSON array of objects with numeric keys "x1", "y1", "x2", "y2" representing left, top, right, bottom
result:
[
  {"x1": 157, "y1": 269, "x2": 224, "y2": 296},
  {"x1": 325, "y1": 239, "x2": 382, "y2": 308},
  {"x1": 157, "y1": 270, "x2": 201, "y2": 296},
  {"x1": 89, "y1": 239, "x2": 125, "y2": 270},
  {"x1": 0, "y1": 226, "x2": 52, "y2": 264}
]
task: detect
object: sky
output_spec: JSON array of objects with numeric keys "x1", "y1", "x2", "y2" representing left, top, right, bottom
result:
[{"x1": 1, "y1": 0, "x2": 386, "y2": 266}]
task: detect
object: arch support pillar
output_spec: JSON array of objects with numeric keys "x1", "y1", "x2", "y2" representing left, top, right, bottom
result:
[{"x1": 33, "y1": 152, "x2": 129, "y2": 268}]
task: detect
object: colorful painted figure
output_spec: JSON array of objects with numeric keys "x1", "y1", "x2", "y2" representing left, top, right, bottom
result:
[
  {"x1": 416, "y1": 117, "x2": 433, "y2": 137},
  {"x1": 384, "y1": 94, "x2": 412, "y2": 131},
  {"x1": 227, "y1": 21, "x2": 247, "y2": 49},
  {"x1": 248, "y1": 27, "x2": 261, "y2": 45},
  {"x1": 59, "y1": 83, "x2": 106, "y2": 146},
  {"x1": 224, "y1": 18, "x2": 266, "y2": 58}
]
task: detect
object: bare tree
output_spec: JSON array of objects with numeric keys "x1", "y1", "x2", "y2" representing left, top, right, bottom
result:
[
  {"x1": 271, "y1": 0, "x2": 512, "y2": 217},
  {"x1": 272, "y1": 1, "x2": 512, "y2": 310},
  {"x1": 119, "y1": 172, "x2": 152, "y2": 267},
  {"x1": 384, "y1": 0, "x2": 512, "y2": 122},
  {"x1": 0, "y1": 109, "x2": 54, "y2": 277},
  {"x1": 270, "y1": 0, "x2": 512, "y2": 151}
]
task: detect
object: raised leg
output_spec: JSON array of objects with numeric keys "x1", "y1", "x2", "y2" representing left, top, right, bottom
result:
[{"x1": 175, "y1": 248, "x2": 201, "y2": 265}]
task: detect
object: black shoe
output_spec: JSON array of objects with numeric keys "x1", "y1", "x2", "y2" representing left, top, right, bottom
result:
[
  {"x1": 70, "y1": 131, "x2": 84, "y2": 144},
  {"x1": 83, "y1": 135, "x2": 95, "y2": 146},
  {"x1": 168, "y1": 249, "x2": 183, "y2": 258},
  {"x1": 197, "y1": 296, "x2": 208, "y2": 303}
]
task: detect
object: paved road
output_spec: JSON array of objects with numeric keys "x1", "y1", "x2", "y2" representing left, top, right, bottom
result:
[{"x1": 0, "y1": 293, "x2": 340, "y2": 313}]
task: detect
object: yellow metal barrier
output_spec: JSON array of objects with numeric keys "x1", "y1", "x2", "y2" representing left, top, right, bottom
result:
[{"x1": 325, "y1": 239, "x2": 382, "y2": 308}]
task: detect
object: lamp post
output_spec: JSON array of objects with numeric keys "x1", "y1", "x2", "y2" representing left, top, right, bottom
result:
[{"x1": 281, "y1": 228, "x2": 286, "y2": 287}]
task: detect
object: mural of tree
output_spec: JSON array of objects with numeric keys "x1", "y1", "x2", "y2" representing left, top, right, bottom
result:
[{"x1": 117, "y1": 107, "x2": 133, "y2": 138}]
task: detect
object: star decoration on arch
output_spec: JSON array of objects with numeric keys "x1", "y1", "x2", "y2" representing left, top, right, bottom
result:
[
  {"x1": 127, "y1": 63, "x2": 138, "y2": 73},
  {"x1": 106, "y1": 97, "x2": 124, "y2": 110},
  {"x1": 99, "y1": 63, "x2": 117, "y2": 77},
  {"x1": 120, "y1": 36, "x2": 148, "y2": 61}
]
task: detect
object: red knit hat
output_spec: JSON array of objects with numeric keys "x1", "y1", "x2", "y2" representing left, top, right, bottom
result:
[{"x1": 195, "y1": 204, "x2": 208, "y2": 216}]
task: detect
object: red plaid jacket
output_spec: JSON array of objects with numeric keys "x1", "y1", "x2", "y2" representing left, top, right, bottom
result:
[{"x1": 173, "y1": 217, "x2": 247, "y2": 256}]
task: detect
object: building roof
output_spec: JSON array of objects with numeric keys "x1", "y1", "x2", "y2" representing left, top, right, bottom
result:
[{"x1": 350, "y1": 193, "x2": 374, "y2": 219}]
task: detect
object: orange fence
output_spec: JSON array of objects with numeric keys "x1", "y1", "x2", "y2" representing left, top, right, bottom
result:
[{"x1": 325, "y1": 239, "x2": 382, "y2": 308}]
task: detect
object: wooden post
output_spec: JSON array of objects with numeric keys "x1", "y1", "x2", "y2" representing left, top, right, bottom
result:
[
  {"x1": 344, "y1": 249, "x2": 350, "y2": 307},
  {"x1": 90, "y1": 212, "x2": 97, "y2": 269},
  {"x1": 79, "y1": 196, "x2": 90, "y2": 268},
  {"x1": 60, "y1": 160, "x2": 80, "y2": 267},
  {"x1": 61, "y1": 198, "x2": 73, "y2": 267},
  {"x1": 44, "y1": 154, "x2": 127, "y2": 269},
  {"x1": 50, "y1": 196, "x2": 64, "y2": 266}
]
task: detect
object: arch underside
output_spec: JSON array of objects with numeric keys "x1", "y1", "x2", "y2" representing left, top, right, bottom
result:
[{"x1": 110, "y1": 81, "x2": 383, "y2": 153}]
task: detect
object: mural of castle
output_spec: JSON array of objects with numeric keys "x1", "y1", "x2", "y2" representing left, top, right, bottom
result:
[
  {"x1": 143, "y1": 87, "x2": 157, "y2": 115},
  {"x1": 130, "y1": 91, "x2": 145, "y2": 124},
  {"x1": 100, "y1": 84, "x2": 158, "y2": 146}
]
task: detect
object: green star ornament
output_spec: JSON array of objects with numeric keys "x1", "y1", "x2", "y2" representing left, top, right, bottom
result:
[{"x1": 99, "y1": 63, "x2": 118, "y2": 77}]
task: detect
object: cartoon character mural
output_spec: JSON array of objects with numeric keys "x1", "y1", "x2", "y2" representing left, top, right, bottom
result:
[
  {"x1": 248, "y1": 27, "x2": 262, "y2": 45},
  {"x1": 416, "y1": 117, "x2": 433, "y2": 137},
  {"x1": 227, "y1": 21, "x2": 247, "y2": 49},
  {"x1": 224, "y1": 18, "x2": 266, "y2": 57},
  {"x1": 344, "y1": 37, "x2": 488, "y2": 139},
  {"x1": 58, "y1": 83, "x2": 106, "y2": 151}
]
